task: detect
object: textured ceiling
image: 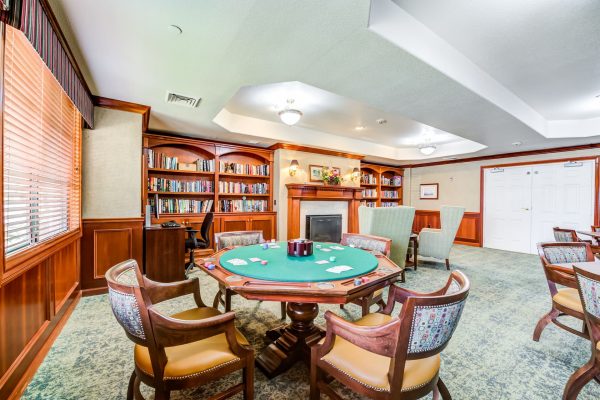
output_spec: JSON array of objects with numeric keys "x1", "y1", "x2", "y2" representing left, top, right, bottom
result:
[
  {"x1": 49, "y1": 0, "x2": 600, "y2": 163},
  {"x1": 395, "y1": 0, "x2": 600, "y2": 120}
]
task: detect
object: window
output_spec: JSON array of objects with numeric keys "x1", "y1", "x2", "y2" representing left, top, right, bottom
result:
[{"x1": 3, "y1": 26, "x2": 81, "y2": 256}]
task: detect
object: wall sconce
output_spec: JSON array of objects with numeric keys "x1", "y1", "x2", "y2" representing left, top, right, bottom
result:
[
  {"x1": 351, "y1": 167, "x2": 360, "y2": 182},
  {"x1": 289, "y1": 159, "x2": 299, "y2": 176}
]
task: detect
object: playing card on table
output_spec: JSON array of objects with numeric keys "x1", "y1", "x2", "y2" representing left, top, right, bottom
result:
[
  {"x1": 315, "y1": 260, "x2": 330, "y2": 265},
  {"x1": 227, "y1": 258, "x2": 248, "y2": 266},
  {"x1": 249, "y1": 257, "x2": 262, "y2": 262},
  {"x1": 326, "y1": 265, "x2": 353, "y2": 273},
  {"x1": 329, "y1": 246, "x2": 345, "y2": 250},
  {"x1": 319, "y1": 248, "x2": 332, "y2": 252}
]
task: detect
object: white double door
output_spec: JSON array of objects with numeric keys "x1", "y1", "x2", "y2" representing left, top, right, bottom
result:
[{"x1": 483, "y1": 160, "x2": 595, "y2": 254}]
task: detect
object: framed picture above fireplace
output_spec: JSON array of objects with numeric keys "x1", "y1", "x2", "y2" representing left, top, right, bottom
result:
[
  {"x1": 309, "y1": 165, "x2": 323, "y2": 182},
  {"x1": 420, "y1": 183, "x2": 439, "y2": 200}
]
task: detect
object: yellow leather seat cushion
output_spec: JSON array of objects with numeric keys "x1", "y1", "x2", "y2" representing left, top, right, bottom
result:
[
  {"x1": 321, "y1": 313, "x2": 440, "y2": 392},
  {"x1": 553, "y1": 288, "x2": 583, "y2": 313},
  {"x1": 134, "y1": 307, "x2": 249, "y2": 380},
  {"x1": 373, "y1": 288, "x2": 384, "y2": 298}
]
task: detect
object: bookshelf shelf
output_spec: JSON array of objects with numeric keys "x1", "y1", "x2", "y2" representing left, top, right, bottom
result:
[
  {"x1": 359, "y1": 163, "x2": 404, "y2": 208},
  {"x1": 218, "y1": 173, "x2": 270, "y2": 179},
  {"x1": 147, "y1": 168, "x2": 215, "y2": 175},
  {"x1": 148, "y1": 191, "x2": 215, "y2": 196},
  {"x1": 143, "y1": 133, "x2": 276, "y2": 241}
]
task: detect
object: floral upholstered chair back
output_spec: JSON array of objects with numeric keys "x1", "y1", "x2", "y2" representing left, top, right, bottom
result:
[
  {"x1": 105, "y1": 259, "x2": 151, "y2": 346},
  {"x1": 215, "y1": 230, "x2": 265, "y2": 251},
  {"x1": 574, "y1": 266, "x2": 600, "y2": 346},
  {"x1": 340, "y1": 233, "x2": 391, "y2": 257},
  {"x1": 553, "y1": 227, "x2": 579, "y2": 243},
  {"x1": 539, "y1": 242, "x2": 593, "y2": 265},
  {"x1": 401, "y1": 271, "x2": 470, "y2": 360}
]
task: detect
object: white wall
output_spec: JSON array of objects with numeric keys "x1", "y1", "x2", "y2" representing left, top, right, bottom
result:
[
  {"x1": 273, "y1": 149, "x2": 361, "y2": 240},
  {"x1": 82, "y1": 107, "x2": 142, "y2": 218},
  {"x1": 403, "y1": 148, "x2": 600, "y2": 212}
]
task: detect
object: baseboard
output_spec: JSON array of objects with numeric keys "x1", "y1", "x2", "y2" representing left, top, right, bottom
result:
[
  {"x1": 4, "y1": 290, "x2": 81, "y2": 400},
  {"x1": 81, "y1": 287, "x2": 108, "y2": 297}
]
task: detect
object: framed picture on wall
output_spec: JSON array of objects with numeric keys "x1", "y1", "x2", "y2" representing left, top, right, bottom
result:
[
  {"x1": 309, "y1": 165, "x2": 323, "y2": 182},
  {"x1": 420, "y1": 183, "x2": 439, "y2": 200}
]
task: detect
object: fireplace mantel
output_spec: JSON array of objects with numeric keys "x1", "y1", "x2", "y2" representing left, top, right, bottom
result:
[{"x1": 286, "y1": 184, "x2": 362, "y2": 239}]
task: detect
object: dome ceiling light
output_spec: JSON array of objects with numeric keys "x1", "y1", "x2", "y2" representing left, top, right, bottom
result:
[
  {"x1": 417, "y1": 134, "x2": 437, "y2": 156},
  {"x1": 278, "y1": 99, "x2": 303, "y2": 126}
]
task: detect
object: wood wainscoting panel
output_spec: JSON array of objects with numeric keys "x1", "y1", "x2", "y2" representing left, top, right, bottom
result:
[
  {"x1": 0, "y1": 263, "x2": 47, "y2": 379},
  {"x1": 413, "y1": 210, "x2": 481, "y2": 247},
  {"x1": 81, "y1": 218, "x2": 143, "y2": 292},
  {"x1": 0, "y1": 235, "x2": 80, "y2": 400}
]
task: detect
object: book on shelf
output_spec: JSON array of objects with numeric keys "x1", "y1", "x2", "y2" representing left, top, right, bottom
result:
[
  {"x1": 360, "y1": 201, "x2": 377, "y2": 208},
  {"x1": 146, "y1": 149, "x2": 215, "y2": 172},
  {"x1": 219, "y1": 199, "x2": 268, "y2": 212},
  {"x1": 382, "y1": 190, "x2": 399, "y2": 199},
  {"x1": 381, "y1": 175, "x2": 402, "y2": 186},
  {"x1": 219, "y1": 161, "x2": 269, "y2": 176},
  {"x1": 149, "y1": 198, "x2": 213, "y2": 214},
  {"x1": 219, "y1": 181, "x2": 268, "y2": 194},
  {"x1": 148, "y1": 177, "x2": 214, "y2": 193},
  {"x1": 381, "y1": 202, "x2": 399, "y2": 208},
  {"x1": 362, "y1": 189, "x2": 377, "y2": 197},
  {"x1": 361, "y1": 174, "x2": 377, "y2": 185}
]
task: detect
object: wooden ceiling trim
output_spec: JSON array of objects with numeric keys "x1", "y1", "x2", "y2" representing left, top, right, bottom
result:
[
  {"x1": 268, "y1": 143, "x2": 364, "y2": 160},
  {"x1": 93, "y1": 96, "x2": 151, "y2": 132}
]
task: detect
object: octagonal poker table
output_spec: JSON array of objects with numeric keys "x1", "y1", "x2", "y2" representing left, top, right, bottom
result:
[{"x1": 203, "y1": 241, "x2": 403, "y2": 379}]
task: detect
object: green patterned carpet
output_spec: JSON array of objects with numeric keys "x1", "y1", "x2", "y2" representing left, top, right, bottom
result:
[{"x1": 22, "y1": 245, "x2": 600, "y2": 399}]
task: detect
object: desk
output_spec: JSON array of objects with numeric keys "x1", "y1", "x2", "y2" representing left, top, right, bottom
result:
[
  {"x1": 143, "y1": 225, "x2": 185, "y2": 283},
  {"x1": 204, "y1": 242, "x2": 402, "y2": 379}
]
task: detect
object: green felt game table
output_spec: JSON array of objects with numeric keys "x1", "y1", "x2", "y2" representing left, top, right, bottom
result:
[
  {"x1": 205, "y1": 241, "x2": 403, "y2": 379},
  {"x1": 219, "y1": 242, "x2": 379, "y2": 282}
]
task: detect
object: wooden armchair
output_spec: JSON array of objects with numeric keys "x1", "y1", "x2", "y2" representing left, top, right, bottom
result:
[
  {"x1": 311, "y1": 271, "x2": 470, "y2": 400},
  {"x1": 105, "y1": 259, "x2": 254, "y2": 400},
  {"x1": 213, "y1": 230, "x2": 286, "y2": 320},
  {"x1": 590, "y1": 225, "x2": 600, "y2": 246},
  {"x1": 563, "y1": 265, "x2": 600, "y2": 399},
  {"x1": 340, "y1": 233, "x2": 396, "y2": 316},
  {"x1": 533, "y1": 242, "x2": 594, "y2": 342}
]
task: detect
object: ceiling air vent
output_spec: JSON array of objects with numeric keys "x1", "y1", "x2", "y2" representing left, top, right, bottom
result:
[{"x1": 165, "y1": 91, "x2": 201, "y2": 108}]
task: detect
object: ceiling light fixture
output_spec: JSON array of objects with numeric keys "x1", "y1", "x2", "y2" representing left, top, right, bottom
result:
[
  {"x1": 512, "y1": 141, "x2": 522, "y2": 146},
  {"x1": 376, "y1": 118, "x2": 387, "y2": 125},
  {"x1": 418, "y1": 143, "x2": 437, "y2": 156},
  {"x1": 354, "y1": 125, "x2": 366, "y2": 131},
  {"x1": 278, "y1": 99, "x2": 303, "y2": 126}
]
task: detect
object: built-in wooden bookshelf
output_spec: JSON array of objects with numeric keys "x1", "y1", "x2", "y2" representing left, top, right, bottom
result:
[
  {"x1": 142, "y1": 133, "x2": 276, "y2": 240},
  {"x1": 359, "y1": 163, "x2": 404, "y2": 207}
]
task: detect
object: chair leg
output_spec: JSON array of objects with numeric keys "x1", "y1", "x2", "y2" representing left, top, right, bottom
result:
[
  {"x1": 563, "y1": 362, "x2": 599, "y2": 400},
  {"x1": 154, "y1": 389, "x2": 170, "y2": 400},
  {"x1": 437, "y1": 378, "x2": 452, "y2": 400},
  {"x1": 310, "y1": 350, "x2": 321, "y2": 400},
  {"x1": 376, "y1": 299, "x2": 386, "y2": 313},
  {"x1": 225, "y1": 289, "x2": 233, "y2": 312},
  {"x1": 361, "y1": 299, "x2": 370, "y2": 317},
  {"x1": 445, "y1": 258, "x2": 450, "y2": 270},
  {"x1": 127, "y1": 371, "x2": 136, "y2": 400},
  {"x1": 243, "y1": 357, "x2": 254, "y2": 400},
  {"x1": 133, "y1": 374, "x2": 144, "y2": 400},
  {"x1": 533, "y1": 308, "x2": 560, "y2": 342},
  {"x1": 212, "y1": 289, "x2": 222, "y2": 310},
  {"x1": 280, "y1": 302, "x2": 287, "y2": 320},
  {"x1": 339, "y1": 304, "x2": 345, "y2": 310}
]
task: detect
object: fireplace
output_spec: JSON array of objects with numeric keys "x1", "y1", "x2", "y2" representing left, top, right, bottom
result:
[{"x1": 306, "y1": 214, "x2": 342, "y2": 243}]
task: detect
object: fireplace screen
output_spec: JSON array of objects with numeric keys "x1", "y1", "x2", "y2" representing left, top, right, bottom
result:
[{"x1": 305, "y1": 214, "x2": 342, "y2": 243}]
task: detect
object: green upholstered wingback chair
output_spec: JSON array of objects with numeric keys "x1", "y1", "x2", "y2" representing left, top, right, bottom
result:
[
  {"x1": 418, "y1": 206, "x2": 465, "y2": 270},
  {"x1": 358, "y1": 206, "x2": 415, "y2": 269}
]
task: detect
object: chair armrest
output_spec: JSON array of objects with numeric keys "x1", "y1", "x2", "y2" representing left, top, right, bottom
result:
[
  {"x1": 314, "y1": 311, "x2": 400, "y2": 360},
  {"x1": 382, "y1": 283, "x2": 448, "y2": 314},
  {"x1": 547, "y1": 265, "x2": 577, "y2": 288},
  {"x1": 148, "y1": 308, "x2": 251, "y2": 357},
  {"x1": 143, "y1": 276, "x2": 206, "y2": 307}
]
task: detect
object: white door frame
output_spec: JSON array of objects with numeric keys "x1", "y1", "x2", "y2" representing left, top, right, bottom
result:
[{"x1": 480, "y1": 156, "x2": 599, "y2": 250}]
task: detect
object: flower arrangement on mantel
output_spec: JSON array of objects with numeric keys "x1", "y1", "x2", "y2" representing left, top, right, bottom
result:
[{"x1": 321, "y1": 167, "x2": 344, "y2": 185}]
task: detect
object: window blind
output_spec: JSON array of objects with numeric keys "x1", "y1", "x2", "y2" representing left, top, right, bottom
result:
[{"x1": 3, "y1": 26, "x2": 81, "y2": 256}]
